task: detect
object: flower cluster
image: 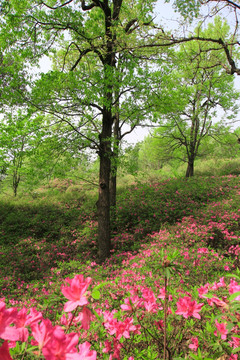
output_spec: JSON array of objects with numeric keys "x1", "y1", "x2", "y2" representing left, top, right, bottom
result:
[{"x1": 0, "y1": 275, "x2": 96, "y2": 360}]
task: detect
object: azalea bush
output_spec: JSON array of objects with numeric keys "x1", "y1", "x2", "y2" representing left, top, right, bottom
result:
[
  {"x1": 1, "y1": 268, "x2": 240, "y2": 359},
  {"x1": 0, "y1": 175, "x2": 240, "y2": 359}
]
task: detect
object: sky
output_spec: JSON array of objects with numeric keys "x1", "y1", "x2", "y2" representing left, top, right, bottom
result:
[{"x1": 38, "y1": 0, "x2": 240, "y2": 145}]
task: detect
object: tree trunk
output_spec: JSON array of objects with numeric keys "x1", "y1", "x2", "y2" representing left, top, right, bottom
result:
[
  {"x1": 97, "y1": 0, "x2": 120, "y2": 262},
  {"x1": 97, "y1": 110, "x2": 112, "y2": 262},
  {"x1": 110, "y1": 111, "x2": 120, "y2": 208},
  {"x1": 109, "y1": 141, "x2": 118, "y2": 225},
  {"x1": 186, "y1": 160, "x2": 194, "y2": 177},
  {"x1": 110, "y1": 171, "x2": 117, "y2": 208}
]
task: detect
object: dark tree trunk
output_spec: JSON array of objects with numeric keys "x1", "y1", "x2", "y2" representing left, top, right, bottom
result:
[
  {"x1": 110, "y1": 111, "x2": 120, "y2": 208},
  {"x1": 13, "y1": 171, "x2": 20, "y2": 197},
  {"x1": 96, "y1": 0, "x2": 123, "y2": 262},
  {"x1": 110, "y1": 171, "x2": 117, "y2": 208},
  {"x1": 97, "y1": 110, "x2": 112, "y2": 262},
  {"x1": 186, "y1": 160, "x2": 194, "y2": 177}
]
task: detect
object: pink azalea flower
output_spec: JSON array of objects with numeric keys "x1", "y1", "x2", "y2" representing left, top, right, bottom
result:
[
  {"x1": 158, "y1": 287, "x2": 166, "y2": 299},
  {"x1": 207, "y1": 296, "x2": 228, "y2": 309},
  {"x1": 228, "y1": 355, "x2": 238, "y2": 360},
  {"x1": 78, "y1": 342, "x2": 97, "y2": 360},
  {"x1": 188, "y1": 337, "x2": 199, "y2": 351},
  {"x1": 60, "y1": 313, "x2": 74, "y2": 326},
  {"x1": 16, "y1": 307, "x2": 42, "y2": 342},
  {"x1": 214, "y1": 320, "x2": 228, "y2": 340},
  {"x1": 75, "y1": 306, "x2": 94, "y2": 330},
  {"x1": 175, "y1": 296, "x2": 203, "y2": 319},
  {"x1": 197, "y1": 248, "x2": 208, "y2": 254},
  {"x1": 210, "y1": 281, "x2": 220, "y2": 291},
  {"x1": 154, "y1": 320, "x2": 164, "y2": 330},
  {"x1": 142, "y1": 288, "x2": 159, "y2": 312},
  {"x1": 31, "y1": 318, "x2": 54, "y2": 350},
  {"x1": 61, "y1": 275, "x2": 92, "y2": 312},
  {"x1": 217, "y1": 277, "x2": 226, "y2": 288},
  {"x1": 229, "y1": 336, "x2": 240, "y2": 349},
  {"x1": 120, "y1": 296, "x2": 141, "y2": 312},
  {"x1": 102, "y1": 340, "x2": 112, "y2": 353},
  {"x1": 0, "y1": 301, "x2": 19, "y2": 341},
  {"x1": 42, "y1": 327, "x2": 79, "y2": 360},
  {"x1": 104, "y1": 315, "x2": 140, "y2": 340},
  {"x1": 0, "y1": 341, "x2": 14, "y2": 360},
  {"x1": 112, "y1": 338, "x2": 122, "y2": 360},
  {"x1": 197, "y1": 283, "x2": 210, "y2": 298}
]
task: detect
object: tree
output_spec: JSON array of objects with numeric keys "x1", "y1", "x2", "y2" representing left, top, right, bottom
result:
[
  {"x1": 153, "y1": 19, "x2": 239, "y2": 177},
  {"x1": 1, "y1": 0, "x2": 167, "y2": 261},
  {"x1": 0, "y1": 109, "x2": 45, "y2": 196}
]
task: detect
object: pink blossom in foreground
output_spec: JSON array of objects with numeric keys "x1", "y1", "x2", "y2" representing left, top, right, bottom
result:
[
  {"x1": 61, "y1": 275, "x2": 92, "y2": 312},
  {"x1": 228, "y1": 355, "x2": 238, "y2": 360},
  {"x1": 15, "y1": 307, "x2": 42, "y2": 342},
  {"x1": 188, "y1": 337, "x2": 199, "y2": 351},
  {"x1": 214, "y1": 320, "x2": 228, "y2": 340},
  {"x1": 31, "y1": 318, "x2": 54, "y2": 351},
  {"x1": 75, "y1": 306, "x2": 94, "y2": 330},
  {"x1": 0, "y1": 341, "x2": 14, "y2": 360},
  {"x1": 42, "y1": 328, "x2": 79, "y2": 360},
  {"x1": 78, "y1": 342, "x2": 97, "y2": 360},
  {"x1": 0, "y1": 301, "x2": 19, "y2": 341},
  {"x1": 175, "y1": 296, "x2": 203, "y2": 319}
]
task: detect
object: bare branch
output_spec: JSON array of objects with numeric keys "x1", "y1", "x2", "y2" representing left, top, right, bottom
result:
[
  {"x1": 124, "y1": 19, "x2": 138, "y2": 34},
  {"x1": 40, "y1": 0, "x2": 74, "y2": 10},
  {"x1": 81, "y1": 0, "x2": 97, "y2": 11},
  {"x1": 70, "y1": 48, "x2": 92, "y2": 71}
]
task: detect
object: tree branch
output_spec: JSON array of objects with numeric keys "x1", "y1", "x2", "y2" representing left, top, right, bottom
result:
[
  {"x1": 40, "y1": 0, "x2": 74, "y2": 10},
  {"x1": 81, "y1": 0, "x2": 98, "y2": 11}
]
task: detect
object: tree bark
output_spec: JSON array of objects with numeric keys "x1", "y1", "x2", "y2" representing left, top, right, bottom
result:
[
  {"x1": 97, "y1": 109, "x2": 112, "y2": 262},
  {"x1": 186, "y1": 160, "x2": 194, "y2": 177},
  {"x1": 110, "y1": 111, "x2": 120, "y2": 208},
  {"x1": 110, "y1": 170, "x2": 117, "y2": 208},
  {"x1": 96, "y1": 0, "x2": 119, "y2": 262}
]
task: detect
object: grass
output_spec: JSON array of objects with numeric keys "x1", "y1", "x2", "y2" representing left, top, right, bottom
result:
[{"x1": 0, "y1": 174, "x2": 240, "y2": 359}]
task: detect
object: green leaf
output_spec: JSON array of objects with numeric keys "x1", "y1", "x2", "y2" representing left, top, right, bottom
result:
[
  {"x1": 91, "y1": 289, "x2": 101, "y2": 300},
  {"x1": 229, "y1": 291, "x2": 240, "y2": 301},
  {"x1": 233, "y1": 347, "x2": 240, "y2": 354}
]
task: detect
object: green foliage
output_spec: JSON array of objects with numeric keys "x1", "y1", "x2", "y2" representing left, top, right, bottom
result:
[
  {"x1": 138, "y1": 124, "x2": 240, "y2": 177},
  {"x1": 169, "y1": 0, "x2": 201, "y2": 20},
  {"x1": 151, "y1": 18, "x2": 239, "y2": 177}
]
